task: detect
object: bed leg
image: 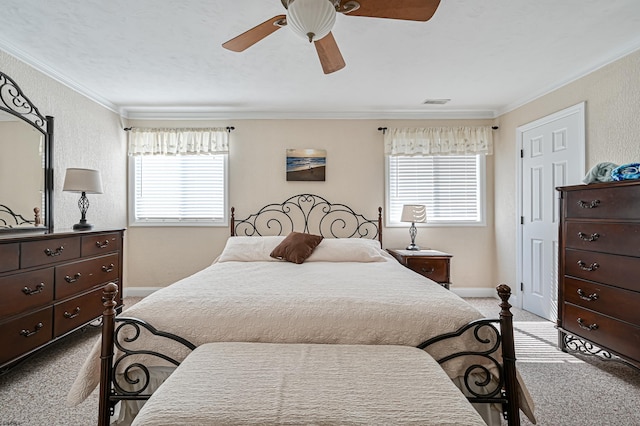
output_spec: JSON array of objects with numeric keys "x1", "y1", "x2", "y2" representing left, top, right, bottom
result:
[
  {"x1": 496, "y1": 284, "x2": 521, "y2": 426},
  {"x1": 99, "y1": 283, "x2": 119, "y2": 426}
]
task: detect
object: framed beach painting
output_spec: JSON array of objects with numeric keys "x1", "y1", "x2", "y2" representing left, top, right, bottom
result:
[{"x1": 286, "y1": 149, "x2": 326, "y2": 182}]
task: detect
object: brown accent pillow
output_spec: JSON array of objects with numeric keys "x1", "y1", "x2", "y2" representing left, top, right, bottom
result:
[{"x1": 269, "y1": 232, "x2": 324, "y2": 264}]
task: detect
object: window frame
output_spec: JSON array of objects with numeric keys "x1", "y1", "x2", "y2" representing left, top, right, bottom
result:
[
  {"x1": 385, "y1": 154, "x2": 486, "y2": 227},
  {"x1": 127, "y1": 154, "x2": 229, "y2": 227}
]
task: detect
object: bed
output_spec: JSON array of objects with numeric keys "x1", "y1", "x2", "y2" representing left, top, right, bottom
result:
[{"x1": 67, "y1": 194, "x2": 535, "y2": 425}]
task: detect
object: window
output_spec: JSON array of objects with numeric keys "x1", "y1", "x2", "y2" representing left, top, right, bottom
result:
[
  {"x1": 129, "y1": 154, "x2": 228, "y2": 226},
  {"x1": 386, "y1": 155, "x2": 485, "y2": 226}
]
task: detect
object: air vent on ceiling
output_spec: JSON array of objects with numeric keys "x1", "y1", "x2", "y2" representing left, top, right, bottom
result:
[{"x1": 422, "y1": 99, "x2": 451, "y2": 105}]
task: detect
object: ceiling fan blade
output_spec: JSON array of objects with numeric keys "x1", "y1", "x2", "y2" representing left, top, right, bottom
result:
[
  {"x1": 314, "y1": 32, "x2": 346, "y2": 74},
  {"x1": 222, "y1": 15, "x2": 286, "y2": 52},
  {"x1": 340, "y1": 0, "x2": 441, "y2": 22}
]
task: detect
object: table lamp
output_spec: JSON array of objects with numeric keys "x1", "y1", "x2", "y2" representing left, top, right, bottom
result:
[
  {"x1": 401, "y1": 204, "x2": 427, "y2": 250},
  {"x1": 63, "y1": 168, "x2": 103, "y2": 230}
]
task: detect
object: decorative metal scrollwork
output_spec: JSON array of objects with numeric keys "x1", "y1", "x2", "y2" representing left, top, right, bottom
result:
[
  {"x1": 563, "y1": 334, "x2": 612, "y2": 359},
  {"x1": 109, "y1": 317, "x2": 196, "y2": 399},
  {"x1": 577, "y1": 260, "x2": 599, "y2": 272},
  {"x1": 0, "y1": 204, "x2": 35, "y2": 228},
  {"x1": 418, "y1": 320, "x2": 504, "y2": 400},
  {"x1": 0, "y1": 72, "x2": 47, "y2": 130},
  {"x1": 577, "y1": 200, "x2": 600, "y2": 209},
  {"x1": 577, "y1": 232, "x2": 599, "y2": 242},
  {"x1": 233, "y1": 194, "x2": 380, "y2": 241}
]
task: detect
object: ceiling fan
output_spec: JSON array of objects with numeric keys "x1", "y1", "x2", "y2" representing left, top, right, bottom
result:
[{"x1": 222, "y1": 0, "x2": 441, "y2": 74}]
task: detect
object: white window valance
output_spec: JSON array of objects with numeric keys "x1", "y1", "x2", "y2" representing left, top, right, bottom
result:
[
  {"x1": 384, "y1": 126, "x2": 493, "y2": 156},
  {"x1": 128, "y1": 127, "x2": 229, "y2": 155}
]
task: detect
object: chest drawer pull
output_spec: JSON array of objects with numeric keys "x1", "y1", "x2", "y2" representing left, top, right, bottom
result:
[
  {"x1": 576, "y1": 289, "x2": 599, "y2": 301},
  {"x1": 577, "y1": 199, "x2": 600, "y2": 209},
  {"x1": 44, "y1": 246, "x2": 64, "y2": 257},
  {"x1": 420, "y1": 267, "x2": 435, "y2": 274},
  {"x1": 65, "y1": 273, "x2": 82, "y2": 283},
  {"x1": 63, "y1": 307, "x2": 81, "y2": 319},
  {"x1": 576, "y1": 318, "x2": 598, "y2": 331},
  {"x1": 577, "y1": 232, "x2": 600, "y2": 242},
  {"x1": 102, "y1": 263, "x2": 115, "y2": 273},
  {"x1": 577, "y1": 260, "x2": 599, "y2": 272},
  {"x1": 20, "y1": 322, "x2": 44, "y2": 337},
  {"x1": 22, "y1": 283, "x2": 45, "y2": 295},
  {"x1": 96, "y1": 240, "x2": 110, "y2": 249}
]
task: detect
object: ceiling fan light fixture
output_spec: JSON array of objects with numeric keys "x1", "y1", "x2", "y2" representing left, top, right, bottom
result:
[{"x1": 287, "y1": 0, "x2": 336, "y2": 43}]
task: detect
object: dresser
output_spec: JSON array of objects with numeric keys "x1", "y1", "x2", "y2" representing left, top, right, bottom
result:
[
  {"x1": 557, "y1": 181, "x2": 640, "y2": 368},
  {"x1": 0, "y1": 229, "x2": 124, "y2": 370},
  {"x1": 386, "y1": 249, "x2": 452, "y2": 289}
]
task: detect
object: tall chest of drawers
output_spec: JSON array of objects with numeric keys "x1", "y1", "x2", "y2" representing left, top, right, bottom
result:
[
  {"x1": 557, "y1": 181, "x2": 640, "y2": 368},
  {"x1": 0, "y1": 229, "x2": 124, "y2": 370}
]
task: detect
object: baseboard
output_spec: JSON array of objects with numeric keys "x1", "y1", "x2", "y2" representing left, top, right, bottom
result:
[
  {"x1": 123, "y1": 287, "x2": 163, "y2": 297},
  {"x1": 125, "y1": 286, "x2": 499, "y2": 299},
  {"x1": 451, "y1": 287, "x2": 500, "y2": 298}
]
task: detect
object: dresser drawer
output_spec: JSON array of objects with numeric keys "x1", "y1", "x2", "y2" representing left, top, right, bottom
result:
[
  {"x1": 564, "y1": 183, "x2": 640, "y2": 220},
  {"x1": 565, "y1": 222, "x2": 640, "y2": 257},
  {"x1": 405, "y1": 257, "x2": 449, "y2": 283},
  {"x1": 0, "y1": 268, "x2": 54, "y2": 320},
  {"x1": 21, "y1": 237, "x2": 81, "y2": 269},
  {"x1": 563, "y1": 303, "x2": 640, "y2": 361},
  {"x1": 565, "y1": 249, "x2": 640, "y2": 292},
  {"x1": 0, "y1": 243, "x2": 20, "y2": 273},
  {"x1": 54, "y1": 253, "x2": 120, "y2": 300},
  {"x1": 563, "y1": 277, "x2": 640, "y2": 325},
  {"x1": 53, "y1": 287, "x2": 106, "y2": 337},
  {"x1": 81, "y1": 232, "x2": 122, "y2": 257},
  {"x1": 0, "y1": 306, "x2": 53, "y2": 365}
]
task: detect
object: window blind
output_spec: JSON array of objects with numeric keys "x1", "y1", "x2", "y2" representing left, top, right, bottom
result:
[
  {"x1": 132, "y1": 154, "x2": 226, "y2": 223},
  {"x1": 387, "y1": 155, "x2": 482, "y2": 224}
]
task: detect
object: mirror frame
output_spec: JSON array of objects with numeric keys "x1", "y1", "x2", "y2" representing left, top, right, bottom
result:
[{"x1": 0, "y1": 70, "x2": 54, "y2": 233}]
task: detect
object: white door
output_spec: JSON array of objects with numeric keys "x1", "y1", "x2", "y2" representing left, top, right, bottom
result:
[{"x1": 518, "y1": 103, "x2": 585, "y2": 320}]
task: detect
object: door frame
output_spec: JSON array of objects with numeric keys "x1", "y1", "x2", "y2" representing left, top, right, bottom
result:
[{"x1": 515, "y1": 102, "x2": 586, "y2": 309}]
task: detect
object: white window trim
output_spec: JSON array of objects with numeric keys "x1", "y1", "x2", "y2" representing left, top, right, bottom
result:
[
  {"x1": 384, "y1": 154, "x2": 487, "y2": 228},
  {"x1": 127, "y1": 154, "x2": 229, "y2": 227}
]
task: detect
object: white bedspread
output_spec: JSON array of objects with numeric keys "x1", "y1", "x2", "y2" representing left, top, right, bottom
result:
[
  {"x1": 131, "y1": 343, "x2": 487, "y2": 426},
  {"x1": 68, "y1": 256, "x2": 488, "y2": 405}
]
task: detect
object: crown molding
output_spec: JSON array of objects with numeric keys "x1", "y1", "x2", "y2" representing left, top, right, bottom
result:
[{"x1": 122, "y1": 107, "x2": 497, "y2": 121}]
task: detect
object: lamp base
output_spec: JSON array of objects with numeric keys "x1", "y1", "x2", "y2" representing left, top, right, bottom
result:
[
  {"x1": 405, "y1": 243, "x2": 420, "y2": 251},
  {"x1": 73, "y1": 222, "x2": 93, "y2": 231}
]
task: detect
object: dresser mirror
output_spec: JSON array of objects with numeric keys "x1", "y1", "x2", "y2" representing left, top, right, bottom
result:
[{"x1": 0, "y1": 71, "x2": 53, "y2": 233}]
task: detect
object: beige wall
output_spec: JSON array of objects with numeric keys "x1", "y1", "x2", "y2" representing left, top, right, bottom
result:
[
  {"x1": 494, "y1": 48, "x2": 640, "y2": 289},
  {"x1": 126, "y1": 118, "x2": 496, "y2": 289}
]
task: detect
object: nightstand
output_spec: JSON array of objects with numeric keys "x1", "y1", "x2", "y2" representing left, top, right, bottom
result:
[{"x1": 386, "y1": 249, "x2": 452, "y2": 289}]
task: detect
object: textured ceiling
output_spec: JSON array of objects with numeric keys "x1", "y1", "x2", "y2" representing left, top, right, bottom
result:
[{"x1": 1, "y1": 0, "x2": 640, "y2": 118}]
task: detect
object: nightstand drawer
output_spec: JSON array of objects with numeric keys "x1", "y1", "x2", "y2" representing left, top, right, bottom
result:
[{"x1": 406, "y1": 257, "x2": 449, "y2": 283}]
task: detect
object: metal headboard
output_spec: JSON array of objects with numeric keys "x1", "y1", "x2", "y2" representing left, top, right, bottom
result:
[
  {"x1": 0, "y1": 204, "x2": 39, "y2": 229},
  {"x1": 230, "y1": 194, "x2": 382, "y2": 244}
]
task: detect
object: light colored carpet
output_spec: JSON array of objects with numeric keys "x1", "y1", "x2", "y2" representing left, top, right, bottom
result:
[{"x1": 0, "y1": 297, "x2": 638, "y2": 425}]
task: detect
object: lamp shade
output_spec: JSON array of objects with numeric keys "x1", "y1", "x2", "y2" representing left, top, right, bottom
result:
[
  {"x1": 63, "y1": 168, "x2": 103, "y2": 194},
  {"x1": 287, "y1": 0, "x2": 336, "y2": 42},
  {"x1": 401, "y1": 204, "x2": 427, "y2": 223}
]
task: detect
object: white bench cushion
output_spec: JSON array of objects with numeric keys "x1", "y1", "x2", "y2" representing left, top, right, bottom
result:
[{"x1": 131, "y1": 342, "x2": 486, "y2": 425}]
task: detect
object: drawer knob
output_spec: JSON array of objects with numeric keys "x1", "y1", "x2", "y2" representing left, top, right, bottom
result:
[
  {"x1": 102, "y1": 263, "x2": 115, "y2": 273},
  {"x1": 44, "y1": 246, "x2": 64, "y2": 257},
  {"x1": 577, "y1": 261, "x2": 599, "y2": 272},
  {"x1": 64, "y1": 307, "x2": 81, "y2": 319},
  {"x1": 577, "y1": 318, "x2": 598, "y2": 331},
  {"x1": 65, "y1": 273, "x2": 82, "y2": 283},
  {"x1": 577, "y1": 289, "x2": 599, "y2": 302},
  {"x1": 20, "y1": 322, "x2": 44, "y2": 337},
  {"x1": 420, "y1": 267, "x2": 435, "y2": 274},
  {"x1": 577, "y1": 232, "x2": 600, "y2": 242},
  {"x1": 577, "y1": 199, "x2": 600, "y2": 209},
  {"x1": 96, "y1": 240, "x2": 110, "y2": 249},
  {"x1": 22, "y1": 283, "x2": 45, "y2": 295}
]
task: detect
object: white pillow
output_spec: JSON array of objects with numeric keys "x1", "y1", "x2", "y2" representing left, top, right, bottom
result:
[
  {"x1": 306, "y1": 238, "x2": 387, "y2": 262},
  {"x1": 217, "y1": 236, "x2": 286, "y2": 262}
]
